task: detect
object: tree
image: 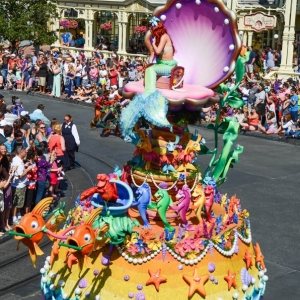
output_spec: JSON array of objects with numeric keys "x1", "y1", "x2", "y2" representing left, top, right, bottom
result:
[{"x1": 0, "y1": 0, "x2": 59, "y2": 53}]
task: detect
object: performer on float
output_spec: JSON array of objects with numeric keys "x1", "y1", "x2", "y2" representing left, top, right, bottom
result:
[
  {"x1": 120, "y1": 17, "x2": 174, "y2": 136},
  {"x1": 143, "y1": 17, "x2": 177, "y2": 97}
]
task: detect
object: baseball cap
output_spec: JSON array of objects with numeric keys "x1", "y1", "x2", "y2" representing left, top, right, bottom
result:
[
  {"x1": 15, "y1": 98, "x2": 21, "y2": 103},
  {"x1": 278, "y1": 76, "x2": 283, "y2": 80},
  {"x1": 4, "y1": 50, "x2": 9, "y2": 54},
  {"x1": 112, "y1": 54, "x2": 116, "y2": 57},
  {"x1": 85, "y1": 84, "x2": 92, "y2": 88},
  {"x1": 11, "y1": 54, "x2": 16, "y2": 57}
]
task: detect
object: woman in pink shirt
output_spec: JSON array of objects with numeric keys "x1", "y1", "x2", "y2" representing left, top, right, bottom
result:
[{"x1": 48, "y1": 124, "x2": 66, "y2": 168}]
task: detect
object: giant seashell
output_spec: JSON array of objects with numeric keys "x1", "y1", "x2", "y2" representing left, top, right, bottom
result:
[
  {"x1": 135, "y1": 292, "x2": 146, "y2": 300},
  {"x1": 78, "y1": 278, "x2": 88, "y2": 289},
  {"x1": 241, "y1": 268, "x2": 252, "y2": 286}
]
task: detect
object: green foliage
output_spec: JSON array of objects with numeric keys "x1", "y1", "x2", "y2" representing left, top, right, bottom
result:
[
  {"x1": 0, "y1": 0, "x2": 59, "y2": 51},
  {"x1": 235, "y1": 51, "x2": 250, "y2": 83}
]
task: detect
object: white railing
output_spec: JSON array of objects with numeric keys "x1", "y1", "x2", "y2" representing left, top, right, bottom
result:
[{"x1": 53, "y1": 45, "x2": 147, "y2": 60}]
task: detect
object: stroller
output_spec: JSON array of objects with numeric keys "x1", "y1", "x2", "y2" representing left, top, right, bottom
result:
[{"x1": 4, "y1": 72, "x2": 17, "y2": 90}]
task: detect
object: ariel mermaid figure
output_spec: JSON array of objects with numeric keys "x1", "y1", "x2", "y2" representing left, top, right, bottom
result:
[
  {"x1": 120, "y1": 17, "x2": 174, "y2": 136},
  {"x1": 143, "y1": 17, "x2": 177, "y2": 96}
]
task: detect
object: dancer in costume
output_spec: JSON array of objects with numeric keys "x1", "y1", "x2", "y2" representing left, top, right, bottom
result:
[{"x1": 120, "y1": 17, "x2": 174, "y2": 136}]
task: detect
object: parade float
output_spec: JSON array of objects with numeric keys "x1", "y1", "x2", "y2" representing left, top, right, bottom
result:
[{"x1": 10, "y1": 0, "x2": 268, "y2": 299}]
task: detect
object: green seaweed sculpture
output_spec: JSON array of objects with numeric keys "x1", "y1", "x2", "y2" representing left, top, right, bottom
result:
[{"x1": 202, "y1": 52, "x2": 250, "y2": 186}]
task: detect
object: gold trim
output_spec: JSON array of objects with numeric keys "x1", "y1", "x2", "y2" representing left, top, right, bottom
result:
[{"x1": 153, "y1": 0, "x2": 242, "y2": 89}]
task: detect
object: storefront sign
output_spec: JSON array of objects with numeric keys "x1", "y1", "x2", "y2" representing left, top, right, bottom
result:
[{"x1": 244, "y1": 12, "x2": 277, "y2": 32}]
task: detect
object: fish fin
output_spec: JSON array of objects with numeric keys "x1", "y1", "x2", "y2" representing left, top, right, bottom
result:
[
  {"x1": 31, "y1": 197, "x2": 53, "y2": 215},
  {"x1": 28, "y1": 243, "x2": 37, "y2": 268},
  {"x1": 85, "y1": 208, "x2": 103, "y2": 226},
  {"x1": 17, "y1": 241, "x2": 21, "y2": 251},
  {"x1": 33, "y1": 242, "x2": 44, "y2": 256},
  {"x1": 84, "y1": 255, "x2": 92, "y2": 269}
]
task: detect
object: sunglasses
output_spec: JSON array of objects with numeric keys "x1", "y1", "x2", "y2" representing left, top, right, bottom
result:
[{"x1": 40, "y1": 126, "x2": 46, "y2": 129}]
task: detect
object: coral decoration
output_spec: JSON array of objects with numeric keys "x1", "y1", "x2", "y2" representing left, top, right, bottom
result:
[
  {"x1": 244, "y1": 248, "x2": 253, "y2": 269},
  {"x1": 139, "y1": 228, "x2": 156, "y2": 242},
  {"x1": 224, "y1": 269, "x2": 237, "y2": 290},
  {"x1": 100, "y1": 23, "x2": 112, "y2": 30},
  {"x1": 182, "y1": 268, "x2": 209, "y2": 298},
  {"x1": 241, "y1": 268, "x2": 252, "y2": 286},
  {"x1": 146, "y1": 269, "x2": 167, "y2": 291},
  {"x1": 134, "y1": 25, "x2": 148, "y2": 34},
  {"x1": 254, "y1": 242, "x2": 265, "y2": 270}
]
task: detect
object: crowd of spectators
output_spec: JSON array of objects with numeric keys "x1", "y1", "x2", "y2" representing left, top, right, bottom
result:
[
  {"x1": 200, "y1": 45, "x2": 300, "y2": 138},
  {"x1": 0, "y1": 94, "x2": 80, "y2": 235},
  {"x1": 0, "y1": 48, "x2": 146, "y2": 104}
]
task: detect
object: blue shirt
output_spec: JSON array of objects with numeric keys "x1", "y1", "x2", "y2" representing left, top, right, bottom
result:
[{"x1": 290, "y1": 95, "x2": 298, "y2": 111}]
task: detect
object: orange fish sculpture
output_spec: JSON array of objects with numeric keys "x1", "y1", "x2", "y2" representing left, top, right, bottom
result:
[
  {"x1": 60, "y1": 207, "x2": 109, "y2": 273},
  {"x1": 11, "y1": 197, "x2": 66, "y2": 267}
]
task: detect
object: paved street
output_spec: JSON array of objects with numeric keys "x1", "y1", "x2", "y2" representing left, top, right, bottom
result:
[{"x1": 0, "y1": 90, "x2": 299, "y2": 299}]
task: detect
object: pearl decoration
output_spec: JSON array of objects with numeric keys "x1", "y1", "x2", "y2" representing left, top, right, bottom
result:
[
  {"x1": 147, "y1": 256, "x2": 151, "y2": 260},
  {"x1": 262, "y1": 275, "x2": 268, "y2": 281},
  {"x1": 40, "y1": 268, "x2": 46, "y2": 274},
  {"x1": 42, "y1": 277, "x2": 47, "y2": 283},
  {"x1": 133, "y1": 258, "x2": 138, "y2": 264},
  {"x1": 138, "y1": 259, "x2": 143, "y2": 264},
  {"x1": 251, "y1": 277, "x2": 256, "y2": 284},
  {"x1": 160, "y1": 15, "x2": 166, "y2": 21},
  {"x1": 150, "y1": 254, "x2": 154, "y2": 258},
  {"x1": 50, "y1": 284, "x2": 55, "y2": 290},
  {"x1": 258, "y1": 271, "x2": 264, "y2": 277},
  {"x1": 178, "y1": 264, "x2": 183, "y2": 270},
  {"x1": 143, "y1": 257, "x2": 147, "y2": 263},
  {"x1": 233, "y1": 292, "x2": 239, "y2": 299},
  {"x1": 176, "y1": 3, "x2": 182, "y2": 9},
  {"x1": 258, "y1": 283, "x2": 264, "y2": 289},
  {"x1": 274, "y1": 34, "x2": 279, "y2": 39},
  {"x1": 189, "y1": 260, "x2": 194, "y2": 265},
  {"x1": 122, "y1": 252, "x2": 126, "y2": 257},
  {"x1": 184, "y1": 259, "x2": 189, "y2": 265},
  {"x1": 224, "y1": 19, "x2": 229, "y2": 25},
  {"x1": 44, "y1": 265, "x2": 49, "y2": 271},
  {"x1": 181, "y1": 258, "x2": 185, "y2": 263},
  {"x1": 62, "y1": 294, "x2": 69, "y2": 299},
  {"x1": 46, "y1": 256, "x2": 51, "y2": 262},
  {"x1": 242, "y1": 284, "x2": 248, "y2": 291},
  {"x1": 75, "y1": 288, "x2": 81, "y2": 295},
  {"x1": 195, "y1": 0, "x2": 201, "y2": 4},
  {"x1": 58, "y1": 280, "x2": 65, "y2": 286},
  {"x1": 48, "y1": 272, "x2": 54, "y2": 278},
  {"x1": 214, "y1": 7, "x2": 219, "y2": 12},
  {"x1": 125, "y1": 255, "x2": 129, "y2": 260},
  {"x1": 128, "y1": 257, "x2": 133, "y2": 263},
  {"x1": 95, "y1": 296, "x2": 101, "y2": 300},
  {"x1": 223, "y1": 66, "x2": 229, "y2": 72}
]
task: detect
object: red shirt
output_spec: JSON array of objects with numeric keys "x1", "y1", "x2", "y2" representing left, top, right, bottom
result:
[{"x1": 109, "y1": 70, "x2": 118, "y2": 86}]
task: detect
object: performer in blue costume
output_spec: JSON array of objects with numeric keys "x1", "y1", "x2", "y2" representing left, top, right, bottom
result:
[{"x1": 121, "y1": 17, "x2": 176, "y2": 136}]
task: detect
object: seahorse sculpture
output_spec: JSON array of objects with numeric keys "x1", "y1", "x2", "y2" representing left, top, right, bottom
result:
[
  {"x1": 134, "y1": 130, "x2": 159, "y2": 170},
  {"x1": 176, "y1": 134, "x2": 202, "y2": 172},
  {"x1": 170, "y1": 185, "x2": 192, "y2": 229}
]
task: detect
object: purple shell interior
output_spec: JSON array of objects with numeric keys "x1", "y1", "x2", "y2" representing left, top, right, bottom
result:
[{"x1": 158, "y1": 0, "x2": 237, "y2": 87}]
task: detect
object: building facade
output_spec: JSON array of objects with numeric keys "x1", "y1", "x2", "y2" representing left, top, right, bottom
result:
[{"x1": 53, "y1": 0, "x2": 298, "y2": 77}]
